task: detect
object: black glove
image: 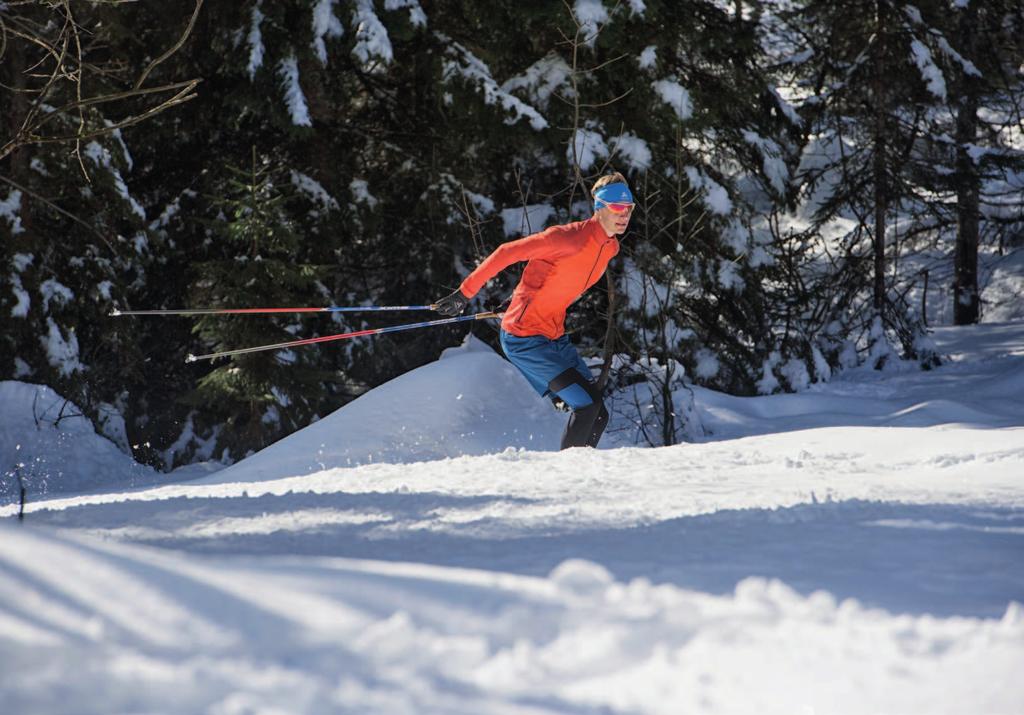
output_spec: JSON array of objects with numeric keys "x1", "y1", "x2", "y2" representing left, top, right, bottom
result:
[{"x1": 434, "y1": 289, "x2": 469, "y2": 316}]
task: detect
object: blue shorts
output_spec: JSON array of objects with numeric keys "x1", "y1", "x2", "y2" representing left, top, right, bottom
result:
[{"x1": 500, "y1": 330, "x2": 595, "y2": 409}]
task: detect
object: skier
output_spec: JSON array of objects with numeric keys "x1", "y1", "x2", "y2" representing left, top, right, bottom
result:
[{"x1": 434, "y1": 173, "x2": 634, "y2": 449}]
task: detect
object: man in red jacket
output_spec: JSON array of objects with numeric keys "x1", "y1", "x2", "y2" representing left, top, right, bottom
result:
[{"x1": 434, "y1": 173, "x2": 634, "y2": 449}]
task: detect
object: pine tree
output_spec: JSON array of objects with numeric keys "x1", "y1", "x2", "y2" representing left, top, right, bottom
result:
[
  {"x1": 186, "y1": 148, "x2": 331, "y2": 460},
  {"x1": 771, "y1": 0, "x2": 949, "y2": 368}
]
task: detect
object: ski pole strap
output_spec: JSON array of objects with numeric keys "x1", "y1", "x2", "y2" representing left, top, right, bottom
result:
[
  {"x1": 112, "y1": 305, "x2": 437, "y2": 317},
  {"x1": 185, "y1": 312, "x2": 503, "y2": 363}
]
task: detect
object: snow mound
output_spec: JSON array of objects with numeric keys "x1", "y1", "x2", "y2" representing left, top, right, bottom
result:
[
  {"x1": 199, "y1": 334, "x2": 565, "y2": 483},
  {"x1": 0, "y1": 382, "x2": 156, "y2": 502}
]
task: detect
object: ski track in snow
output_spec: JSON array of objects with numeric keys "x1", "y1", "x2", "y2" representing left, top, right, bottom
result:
[{"x1": 1, "y1": 322, "x2": 1023, "y2": 713}]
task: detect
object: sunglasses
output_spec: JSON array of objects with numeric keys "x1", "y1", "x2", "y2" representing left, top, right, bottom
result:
[{"x1": 603, "y1": 202, "x2": 634, "y2": 215}]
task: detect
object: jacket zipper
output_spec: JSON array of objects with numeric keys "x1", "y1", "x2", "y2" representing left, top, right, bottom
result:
[
  {"x1": 513, "y1": 298, "x2": 532, "y2": 324},
  {"x1": 582, "y1": 242, "x2": 607, "y2": 293}
]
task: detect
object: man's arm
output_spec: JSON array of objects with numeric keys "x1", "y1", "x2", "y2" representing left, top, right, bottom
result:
[{"x1": 459, "y1": 226, "x2": 573, "y2": 298}]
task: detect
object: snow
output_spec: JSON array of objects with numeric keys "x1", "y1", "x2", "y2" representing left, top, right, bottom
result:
[
  {"x1": 982, "y1": 250, "x2": 1024, "y2": 322},
  {"x1": 39, "y1": 278, "x2": 73, "y2": 311},
  {"x1": 311, "y1": 0, "x2": 344, "y2": 65},
  {"x1": 573, "y1": 0, "x2": 609, "y2": 45},
  {"x1": 41, "y1": 318, "x2": 84, "y2": 377},
  {"x1": 638, "y1": 45, "x2": 657, "y2": 70},
  {"x1": 694, "y1": 347, "x2": 720, "y2": 379},
  {"x1": 652, "y1": 78, "x2": 693, "y2": 120},
  {"x1": 441, "y1": 36, "x2": 548, "y2": 131},
  {"x1": 352, "y1": 0, "x2": 394, "y2": 66},
  {"x1": 9, "y1": 274, "x2": 30, "y2": 318},
  {"x1": 501, "y1": 203, "x2": 556, "y2": 237},
  {"x1": 349, "y1": 177, "x2": 378, "y2": 208},
  {"x1": 910, "y1": 39, "x2": 947, "y2": 101},
  {"x1": 500, "y1": 53, "x2": 572, "y2": 110},
  {"x1": 756, "y1": 350, "x2": 782, "y2": 394},
  {"x1": 2, "y1": 323, "x2": 1024, "y2": 713},
  {"x1": 0, "y1": 188, "x2": 24, "y2": 234},
  {"x1": 614, "y1": 131, "x2": 652, "y2": 171},
  {"x1": 83, "y1": 141, "x2": 146, "y2": 219},
  {"x1": 685, "y1": 166, "x2": 733, "y2": 215},
  {"x1": 291, "y1": 170, "x2": 340, "y2": 212},
  {"x1": 769, "y1": 84, "x2": 803, "y2": 127},
  {"x1": 384, "y1": 0, "x2": 427, "y2": 28},
  {"x1": 742, "y1": 129, "x2": 789, "y2": 194},
  {"x1": 246, "y1": 1, "x2": 265, "y2": 79},
  {"x1": 935, "y1": 35, "x2": 981, "y2": 77},
  {"x1": 625, "y1": 0, "x2": 646, "y2": 16},
  {"x1": 568, "y1": 127, "x2": 608, "y2": 171},
  {"x1": 277, "y1": 54, "x2": 312, "y2": 127}
]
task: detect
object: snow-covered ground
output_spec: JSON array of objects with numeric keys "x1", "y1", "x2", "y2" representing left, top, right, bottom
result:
[{"x1": 2, "y1": 322, "x2": 1023, "y2": 714}]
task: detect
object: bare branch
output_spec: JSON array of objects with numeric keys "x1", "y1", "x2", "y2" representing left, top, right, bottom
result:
[
  {"x1": 0, "y1": 173, "x2": 116, "y2": 254},
  {"x1": 134, "y1": 0, "x2": 204, "y2": 91},
  {"x1": 1, "y1": 1, "x2": 203, "y2": 163}
]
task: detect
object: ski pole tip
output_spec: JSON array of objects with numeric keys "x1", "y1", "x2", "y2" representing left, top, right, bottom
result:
[{"x1": 110, "y1": 309, "x2": 122, "y2": 317}]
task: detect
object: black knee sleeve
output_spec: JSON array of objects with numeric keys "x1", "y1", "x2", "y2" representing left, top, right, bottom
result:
[{"x1": 548, "y1": 368, "x2": 608, "y2": 449}]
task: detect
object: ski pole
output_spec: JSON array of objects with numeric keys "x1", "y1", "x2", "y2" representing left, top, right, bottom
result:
[
  {"x1": 185, "y1": 311, "x2": 502, "y2": 363},
  {"x1": 111, "y1": 304, "x2": 437, "y2": 317}
]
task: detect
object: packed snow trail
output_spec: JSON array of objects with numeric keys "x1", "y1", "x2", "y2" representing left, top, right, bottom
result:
[
  {"x1": 7, "y1": 424, "x2": 1023, "y2": 618},
  {"x1": 1, "y1": 524, "x2": 1022, "y2": 715},
  {"x1": 1, "y1": 322, "x2": 1023, "y2": 713}
]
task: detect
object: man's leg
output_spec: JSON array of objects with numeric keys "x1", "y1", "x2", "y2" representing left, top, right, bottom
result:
[
  {"x1": 500, "y1": 331, "x2": 607, "y2": 449},
  {"x1": 548, "y1": 367, "x2": 608, "y2": 449}
]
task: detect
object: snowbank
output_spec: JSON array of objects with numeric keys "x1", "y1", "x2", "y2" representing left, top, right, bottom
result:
[
  {"x1": 199, "y1": 334, "x2": 564, "y2": 483},
  {"x1": 0, "y1": 382, "x2": 156, "y2": 502}
]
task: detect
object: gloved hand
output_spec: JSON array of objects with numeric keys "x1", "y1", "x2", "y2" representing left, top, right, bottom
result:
[{"x1": 433, "y1": 289, "x2": 469, "y2": 316}]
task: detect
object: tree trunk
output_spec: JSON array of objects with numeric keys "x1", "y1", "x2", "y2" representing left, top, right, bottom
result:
[
  {"x1": 597, "y1": 268, "x2": 617, "y2": 392},
  {"x1": 872, "y1": 0, "x2": 887, "y2": 314},
  {"x1": 4, "y1": 37, "x2": 34, "y2": 235},
  {"x1": 953, "y1": 4, "x2": 981, "y2": 325}
]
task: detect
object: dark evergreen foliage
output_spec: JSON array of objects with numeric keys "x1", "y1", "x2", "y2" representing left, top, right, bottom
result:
[{"x1": 2, "y1": 0, "x2": 1021, "y2": 460}]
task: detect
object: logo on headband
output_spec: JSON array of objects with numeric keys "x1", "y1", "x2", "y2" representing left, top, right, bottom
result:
[{"x1": 594, "y1": 182, "x2": 634, "y2": 210}]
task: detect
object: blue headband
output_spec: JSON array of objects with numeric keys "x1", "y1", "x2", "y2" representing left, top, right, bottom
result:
[{"x1": 594, "y1": 182, "x2": 634, "y2": 211}]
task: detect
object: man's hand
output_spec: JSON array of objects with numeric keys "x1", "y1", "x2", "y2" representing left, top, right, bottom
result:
[{"x1": 433, "y1": 289, "x2": 469, "y2": 316}]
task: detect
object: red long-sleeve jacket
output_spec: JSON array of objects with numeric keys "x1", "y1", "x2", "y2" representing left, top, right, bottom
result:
[{"x1": 459, "y1": 217, "x2": 619, "y2": 340}]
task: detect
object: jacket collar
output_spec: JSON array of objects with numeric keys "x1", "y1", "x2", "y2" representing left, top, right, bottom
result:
[{"x1": 587, "y1": 216, "x2": 620, "y2": 245}]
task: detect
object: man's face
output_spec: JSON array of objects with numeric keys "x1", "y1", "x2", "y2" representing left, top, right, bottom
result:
[{"x1": 596, "y1": 202, "x2": 634, "y2": 236}]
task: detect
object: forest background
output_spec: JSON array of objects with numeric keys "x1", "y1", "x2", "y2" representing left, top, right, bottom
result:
[{"x1": 1, "y1": 0, "x2": 1021, "y2": 469}]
